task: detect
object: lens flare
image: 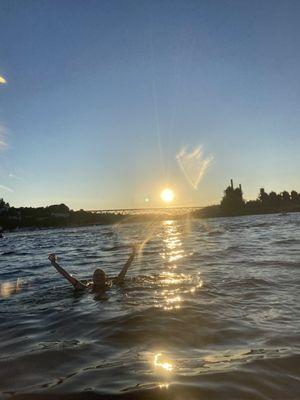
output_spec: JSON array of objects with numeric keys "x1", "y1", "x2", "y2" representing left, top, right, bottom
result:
[
  {"x1": 176, "y1": 146, "x2": 213, "y2": 189},
  {"x1": 0, "y1": 76, "x2": 6, "y2": 85}
]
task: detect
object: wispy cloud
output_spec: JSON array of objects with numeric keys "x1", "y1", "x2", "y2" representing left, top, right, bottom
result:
[
  {"x1": 0, "y1": 184, "x2": 13, "y2": 193},
  {"x1": 0, "y1": 125, "x2": 7, "y2": 150},
  {"x1": 9, "y1": 173, "x2": 25, "y2": 182},
  {"x1": 176, "y1": 146, "x2": 213, "y2": 189}
]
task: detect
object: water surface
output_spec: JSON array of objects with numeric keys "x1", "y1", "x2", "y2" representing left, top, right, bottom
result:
[{"x1": 1, "y1": 214, "x2": 299, "y2": 399}]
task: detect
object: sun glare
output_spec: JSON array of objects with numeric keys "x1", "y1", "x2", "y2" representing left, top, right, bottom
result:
[
  {"x1": 154, "y1": 353, "x2": 173, "y2": 372},
  {"x1": 160, "y1": 188, "x2": 174, "y2": 203}
]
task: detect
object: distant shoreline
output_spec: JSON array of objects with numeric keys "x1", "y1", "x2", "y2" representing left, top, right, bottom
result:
[
  {"x1": 1, "y1": 181, "x2": 300, "y2": 232},
  {"x1": 193, "y1": 204, "x2": 300, "y2": 219},
  {"x1": 1, "y1": 207, "x2": 299, "y2": 234}
]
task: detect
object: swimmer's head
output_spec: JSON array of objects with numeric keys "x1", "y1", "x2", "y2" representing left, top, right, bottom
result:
[{"x1": 93, "y1": 268, "x2": 106, "y2": 287}]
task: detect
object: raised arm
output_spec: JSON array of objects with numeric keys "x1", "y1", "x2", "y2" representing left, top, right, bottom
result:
[
  {"x1": 48, "y1": 253, "x2": 86, "y2": 290},
  {"x1": 114, "y1": 245, "x2": 138, "y2": 284}
]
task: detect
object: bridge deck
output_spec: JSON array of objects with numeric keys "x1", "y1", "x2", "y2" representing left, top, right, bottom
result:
[{"x1": 89, "y1": 206, "x2": 204, "y2": 215}]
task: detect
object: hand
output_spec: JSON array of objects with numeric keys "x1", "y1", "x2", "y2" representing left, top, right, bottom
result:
[{"x1": 48, "y1": 253, "x2": 57, "y2": 263}]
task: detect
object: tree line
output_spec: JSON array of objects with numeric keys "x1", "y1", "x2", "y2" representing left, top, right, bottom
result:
[
  {"x1": 192, "y1": 180, "x2": 300, "y2": 219},
  {"x1": 0, "y1": 201, "x2": 127, "y2": 230}
]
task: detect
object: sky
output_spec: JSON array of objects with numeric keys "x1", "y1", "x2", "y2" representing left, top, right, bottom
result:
[{"x1": 0, "y1": 0, "x2": 300, "y2": 210}]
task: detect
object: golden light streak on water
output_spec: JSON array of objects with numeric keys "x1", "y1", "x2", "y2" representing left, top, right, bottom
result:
[
  {"x1": 161, "y1": 220, "x2": 184, "y2": 261},
  {"x1": 156, "y1": 220, "x2": 204, "y2": 311},
  {"x1": 158, "y1": 384, "x2": 169, "y2": 389},
  {"x1": 168, "y1": 251, "x2": 184, "y2": 262},
  {"x1": 158, "y1": 221, "x2": 187, "y2": 310},
  {"x1": 160, "y1": 271, "x2": 188, "y2": 285},
  {"x1": 154, "y1": 353, "x2": 173, "y2": 372}
]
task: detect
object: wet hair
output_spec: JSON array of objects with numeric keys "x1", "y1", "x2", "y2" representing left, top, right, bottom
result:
[{"x1": 93, "y1": 268, "x2": 106, "y2": 286}]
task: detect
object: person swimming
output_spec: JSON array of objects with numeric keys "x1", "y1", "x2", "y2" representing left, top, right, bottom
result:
[{"x1": 48, "y1": 245, "x2": 138, "y2": 291}]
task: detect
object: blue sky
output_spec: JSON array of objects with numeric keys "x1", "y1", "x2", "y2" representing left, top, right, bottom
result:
[{"x1": 0, "y1": 0, "x2": 300, "y2": 209}]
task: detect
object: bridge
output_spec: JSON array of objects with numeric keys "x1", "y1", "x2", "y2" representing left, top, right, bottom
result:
[{"x1": 88, "y1": 206, "x2": 205, "y2": 216}]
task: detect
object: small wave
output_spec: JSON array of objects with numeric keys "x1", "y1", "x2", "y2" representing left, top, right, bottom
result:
[
  {"x1": 1, "y1": 217, "x2": 300, "y2": 399},
  {"x1": 252, "y1": 222, "x2": 277, "y2": 228},
  {"x1": 273, "y1": 238, "x2": 300, "y2": 245},
  {"x1": 224, "y1": 277, "x2": 273, "y2": 289},
  {"x1": 207, "y1": 229, "x2": 224, "y2": 236},
  {"x1": 1, "y1": 251, "x2": 16, "y2": 256},
  {"x1": 7, "y1": 352, "x2": 300, "y2": 400}
]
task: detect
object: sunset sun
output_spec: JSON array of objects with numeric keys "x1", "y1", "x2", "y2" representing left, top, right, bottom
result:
[{"x1": 160, "y1": 188, "x2": 175, "y2": 203}]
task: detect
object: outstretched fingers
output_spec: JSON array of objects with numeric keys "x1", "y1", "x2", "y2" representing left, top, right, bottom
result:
[{"x1": 48, "y1": 253, "x2": 57, "y2": 263}]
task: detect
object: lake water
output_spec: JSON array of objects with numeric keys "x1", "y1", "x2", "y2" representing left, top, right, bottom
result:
[{"x1": 0, "y1": 213, "x2": 299, "y2": 399}]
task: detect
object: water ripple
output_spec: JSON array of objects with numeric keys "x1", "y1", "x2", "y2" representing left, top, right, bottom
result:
[{"x1": 0, "y1": 214, "x2": 300, "y2": 399}]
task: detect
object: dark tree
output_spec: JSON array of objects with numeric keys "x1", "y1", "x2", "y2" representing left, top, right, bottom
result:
[
  {"x1": 220, "y1": 181, "x2": 245, "y2": 213},
  {"x1": 281, "y1": 191, "x2": 290, "y2": 204},
  {"x1": 291, "y1": 190, "x2": 298, "y2": 202},
  {"x1": 268, "y1": 191, "x2": 279, "y2": 206},
  {"x1": 0, "y1": 198, "x2": 9, "y2": 208},
  {"x1": 259, "y1": 188, "x2": 269, "y2": 205},
  {"x1": 47, "y1": 204, "x2": 70, "y2": 213}
]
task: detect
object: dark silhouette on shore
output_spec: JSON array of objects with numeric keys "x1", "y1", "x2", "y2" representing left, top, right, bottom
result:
[
  {"x1": 1, "y1": 180, "x2": 300, "y2": 230},
  {"x1": 220, "y1": 179, "x2": 245, "y2": 213},
  {"x1": 193, "y1": 180, "x2": 300, "y2": 219},
  {"x1": 0, "y1": 202, "x2": 127, "y2": 231}
]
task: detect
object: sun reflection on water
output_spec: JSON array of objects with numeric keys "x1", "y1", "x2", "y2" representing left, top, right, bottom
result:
[
  {"x1": 158, "y1": 383, "x2": 169, "y2": 389},
  {"x1": 154, "y1": 353, "x2": 173, "y2": 372},
  {"x1": 155, "y1": 220, "x2": 203, "y2": 311}
]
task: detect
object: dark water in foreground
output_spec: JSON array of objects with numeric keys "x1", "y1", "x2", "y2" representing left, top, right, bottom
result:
[{"x1": 0, "y1": 214, "x2": 300, "y2": 399}]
